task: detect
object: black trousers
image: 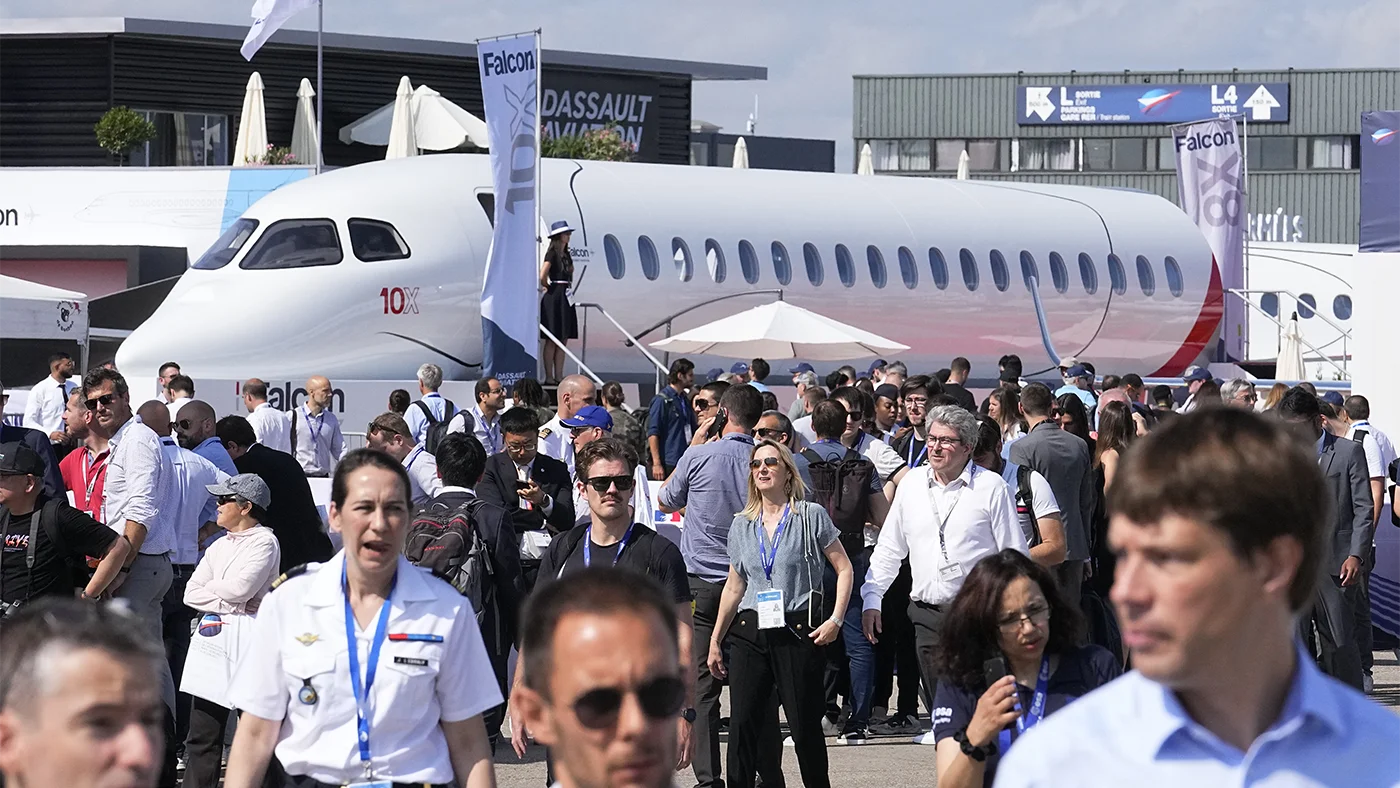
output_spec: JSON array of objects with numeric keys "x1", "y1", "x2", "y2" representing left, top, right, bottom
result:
[
  {"x1": 161, "y1": 566, "x2": 197, "y2": 753},
  {"x1": 874, "y1": 561, "x2": 920, "y2": 718},
  {"x1": 184, "y1": 696, "x2": 228, "y2": 788},
  {"x1": 726, "y1": 610, "x2": 830, "y2": 788},
  {"x1": 1356, "y1": 546, "x2": 1375, "y2": 674},
  {"x1": 907, "y1": 600, "x2": 948, "y2": 713}
]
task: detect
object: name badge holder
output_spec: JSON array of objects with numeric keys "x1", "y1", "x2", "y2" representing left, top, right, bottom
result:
[
  {"x1": 343, "y1": 561, "x2": 395, "y2": 788},
  {"x1": 926, "y1": 468, "x2": 972, "y2": 583},
  {"x1": 755, "y1": 505, "x2": 791, "y2": 630}
]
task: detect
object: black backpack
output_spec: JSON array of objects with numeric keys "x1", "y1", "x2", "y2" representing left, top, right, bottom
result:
[
  {"x1": 0, "y1": 498, "x2": 67, "y2": 609},
  {"x1": 414, "y1": 399, "x2": 458, "y2": 455},
  {"x1": 801, "y1": 448, "x2": 874, "y2": 555},
  {"x1": 405, "y1": 497, "x2": 494, "y2": 626},
  {"x1": 1014, "y1": 464, "x2": 1041, "y2": 548},
  {"x1": 1079, "y1": 587, "x2": 1125, "y2": 667}
]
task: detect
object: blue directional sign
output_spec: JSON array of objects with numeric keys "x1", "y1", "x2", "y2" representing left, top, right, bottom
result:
[{"x1": 1017, "y1": 83, "x2": 1290, "y2": 125}]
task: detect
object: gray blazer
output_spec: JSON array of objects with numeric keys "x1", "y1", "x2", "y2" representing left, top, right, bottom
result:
[
  {"x1": 1318, "y1": 431, "x2": 1373, "y2": 573},
  {"x1": 1009, "y1": 421, "x2": 1096, "y2": 562}
]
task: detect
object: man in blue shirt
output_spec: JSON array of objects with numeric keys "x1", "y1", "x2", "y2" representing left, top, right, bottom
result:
[
  {"x1": 404, "y1": 362, "x2": 457, "y2": 444},
  {"x1": 657, "y1": 384, "x2": 779, "y2": 788},
  {"x1": 1053, "y1": 363, "x2": 1097, "y2": 414},
  {"x1": 173, "y1": 400, "x2": 239, "y2": 546},
  {"x1": 647, "y1": 358, "x2": 696, "y2": 481},
  {"x1": 996, "y1": 407, "x2": 1400, "y2": 787}
]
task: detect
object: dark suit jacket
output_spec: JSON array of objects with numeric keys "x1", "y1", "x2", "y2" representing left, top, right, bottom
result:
[
  {"x1": 477, "y1": 452, "x2": 575, "y2": 536},
  {"x1": 1009, "y1": 421, "x2": 1096, "y2": 562},
  {"x1": 942, "y1": 382, "x2": 978, "y2": 413},
  {"x1": 0, "y1": 424, "x2": 64, "y2": 503},
  {"x1": 234, "y1": 443, "x2": 333, "y2": 572},
  {"x1": 423, "y1": 490, "x2": 523, "y2": 655},
  {"x1": 1318, "y1": 432, "x2": 1373, "y2": 574}
]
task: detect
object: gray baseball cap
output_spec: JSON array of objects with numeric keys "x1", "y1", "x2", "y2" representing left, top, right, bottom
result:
[{"x1": 207, "y1": 473, "x2": 272, "y2": 510}]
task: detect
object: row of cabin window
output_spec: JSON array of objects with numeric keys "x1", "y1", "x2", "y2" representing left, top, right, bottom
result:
[
  {"x1": 1260, "y1": 292, "x2": 1353, "y2": 322},
  {"x1": 603, "y1": 234, "x2": 1185, "y2": 299}
]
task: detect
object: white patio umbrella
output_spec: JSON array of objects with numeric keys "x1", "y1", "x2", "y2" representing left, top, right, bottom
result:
[
  {"x1": 649, "y1": 300, "x2": 909, "y2": 360},
  {"x1": 732, "y1": 136, "x2": 749, "y2": 168},
  {"x1": 1276, "y1": 311, "x2": 1307, "y2": 381},
  {"x1": 341, "y1": 83, "x2": 488, "y2": 150},
  {"x1": 290, "y1": 77, "x2": 319, "y2": 167},
  {"x1": 385, "y1": 76, "x2": 419, "y2": 160},
  {"x1": 857, "y1": 142, "x2": 874, "y2": 175},
  {"x1": 956, "y1": 149, "x2": 970, "y2": 180},
  {"x1": 233, "y1": 71, "x2": 268, "y2": 165}
]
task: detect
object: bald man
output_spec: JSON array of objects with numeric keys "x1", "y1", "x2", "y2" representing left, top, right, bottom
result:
[
  {"x1": 174, "y1": 400, "x2": 239, "y2": 538},
  {"x1": 290, "y1": 376, "x2": 344, "y2": 477},
  {"x1": 538, "y1": 374, "x2": 597, "y2": 475}
]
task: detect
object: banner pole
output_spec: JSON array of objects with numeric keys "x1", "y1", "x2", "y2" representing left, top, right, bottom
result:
[
  {"x1": 535, "y1": 28, "x2": 544, "y2": 377},
  {"x1": 316, "y1": 0, "x2": 324, "y2": 173},
  {"x1": 1241, "y1": 114, "x2": 1250, "y2": 361}
]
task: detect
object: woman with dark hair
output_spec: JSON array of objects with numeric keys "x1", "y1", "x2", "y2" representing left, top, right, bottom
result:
[
  {"x1": 986, "y1": 387, "x2": 1025, "y2": 446},
  {"x1": 387, "y1": 388, "x2": 411, "y2": 416},
  {"x1": 1053, "y1": 393, "x2": 1095, "y2": 455},
  {"x1": 1193, "y1": 378, "x2": 1222, "y2": 407},
  {"x1": 539, "y1": 221, "x2": 578, "y2": 383},
  {"x1": 511, "y1": 377, "x2": 555, "y2": 429},
  {"x1": 1094, "y1": 401, "x2": 1134, "y2": 494},
  {"x1": 931, "y1": 550, "x2": 1120, "y2": 788},
  {"x1": 221, "y1": 449, "x2": 500, "y2": 788}
]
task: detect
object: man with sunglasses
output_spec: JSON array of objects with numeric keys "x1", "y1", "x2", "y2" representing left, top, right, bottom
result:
[
  {"x1": 518, "y1": 438, "x2": 695, "y2": 775},
  {"x1": 513, "y1": 568, "x2": 687, "y2": 788},
  {"x1": 58, "y1": 388, "x2": 110, "y2": 521},
  {"x1": 563, "y1": 406, "x2": 652, "y2": 528},
  {"x1": 173, "y1": 401, "x2": 239, "y2": 546},
  {"x1": 0, "y1": 378, "x2": 65, "y2": 504}
]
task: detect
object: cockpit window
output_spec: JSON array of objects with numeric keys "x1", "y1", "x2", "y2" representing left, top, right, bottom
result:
[
  {"x1": 348, "y1": 218, "x2": 411, "y2": 262},
  {"x1": 239, "y1": 218, "x2": 343, "y2": 270},
  {"x1": 193, "y1": 218, "x2": 259, "y2": 270}
]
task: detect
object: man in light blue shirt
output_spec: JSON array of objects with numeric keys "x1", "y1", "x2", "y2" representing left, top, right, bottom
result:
[
  {"x1": 174, "y1": 400, "x2": 239, "y2": 548},
  {"x1": 405, "y1": 362, "x2": 457, "y2": 444},
  {"x1": 994, "y1": 407, "x2": 1400, "y2": 788},
  {"x1": 1052, "y1": 363, "x2": 1097, "y2": 415}
]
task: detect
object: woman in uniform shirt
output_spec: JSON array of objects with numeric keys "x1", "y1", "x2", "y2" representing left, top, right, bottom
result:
[
  {"x1": 706, "y1": 439, "x2": 852, "y2": 788},
  {"x1": 222, "y1": 449, "x2": 500, "y2": 788},
  {"x1": 930, "y1": 549, "x2": 1120, "y2": 788}
]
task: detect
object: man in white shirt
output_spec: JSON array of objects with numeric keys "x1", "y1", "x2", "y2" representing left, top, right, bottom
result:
[
  {"x1": 289, "y1": 376, "x2": 344, "y2": 477},
  {"x1": 82, "y1": 368, "x2": 180, "y2": 725},
  {"x1": 157, "y1": 361, "x2": 181, "y2": 403},
  {"x1": 539, "y1": 374, "x2": 596, "y2": 475},
  {"x1": 22, "y1": 351, "x2": 77, "y2": 439},
  {"x1": 163, "y1": 373, "x2": 195, "y2": 425},
  {"x1": 562, "y1": 405, "x2": 652, "y2": 526},
  {"x1": 242, "y1": 378, "x2": 290, "y2": 453},
  {"x1": 448, "y1": 376, "x2": 506, "y2": 456},
  {"x1": 860, "y1": 404, "x2": 1028, "y2": 744},
  {"x1": 366, "y1": 411, "x2": 441, "y2": 506},
  {"x1": 405, "y1": 363, "x2": 457, "y2": 445}
]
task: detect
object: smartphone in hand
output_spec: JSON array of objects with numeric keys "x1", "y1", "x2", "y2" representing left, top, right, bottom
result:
[{"x1": 982, "y1": 655, "x2": 1009, "y2": 689}]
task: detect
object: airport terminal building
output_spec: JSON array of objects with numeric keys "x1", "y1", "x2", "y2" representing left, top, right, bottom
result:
[{"x1": 852, "y1": 68, "x2": 1400, "y2": 244}]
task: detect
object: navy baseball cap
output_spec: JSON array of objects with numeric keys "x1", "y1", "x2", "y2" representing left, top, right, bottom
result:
[
  {"x1": 789, "y1": 362, "x2": 815, "y2": 374},
  {"x1": 706, "y1": 367, "x2": 725, "y2": 382},
  {"x1": 561, "y1": 405, "x2": 614, "y2": 431},
  {"x1": 868, "y1": 360, "x2": 887, "y2": 375},
  {"x1": 0, "y1": 442, "x2": 44, "y2": 476},
  {"x1": 730, "y1": 362, "x2": 750, "y2": 375},
  {"x1": 1065, "y1": 364, "x2": 1091, "y2": 378},
  {"x1": 1320, "y1": 391, "x2": 1344, "y2": 407},
  {"x1": 1183, "y1": 366, "x2": 1211, "y2": 382}
]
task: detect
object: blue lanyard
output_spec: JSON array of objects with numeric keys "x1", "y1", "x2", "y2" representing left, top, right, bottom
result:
[
  {"x1": 583, "y1": 523, "x2": 636, "y2": 568},
  {"x1": 999, "y1": 655, "x2": 1051, "y2": 754},
  {"x1": 758, "y1": 505, "x2": 792, "y2": 583},
  {"x1": 304, "y1": 407, "x2": 323, "y2": 449},
  {"x1": 343, "y1": 562, "x2": 396, "y2": 777},
  {"x1": 406, "y1": 446, "x2": 424, "y2": 472},
  {"x1": 908, "y1": 438, "x2": 927, "y2": 468}
]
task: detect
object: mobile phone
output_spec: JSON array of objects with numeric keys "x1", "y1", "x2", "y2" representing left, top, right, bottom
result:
[
  {"x1": 982, "y1": 655, "x2": 1009, "y2": 689},
  {"x1": 707, "y1": 407, "x2": 729, "y2": 439},
  {"x1": 514, "y1": 479, "x2": 532, "y2": 491}
]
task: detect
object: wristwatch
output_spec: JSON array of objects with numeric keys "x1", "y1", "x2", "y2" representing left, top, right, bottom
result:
[{"x1": 680, "y1": 707, "x2": 697, "y2": 723}]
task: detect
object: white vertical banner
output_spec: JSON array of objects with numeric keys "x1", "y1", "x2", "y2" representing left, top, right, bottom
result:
[
  {"x1": 476, "y1": 32, "x2": 541, "y2": 389},
  {"x1": 1175, "y1": 118, "x2": 1246, "y2": 362}
]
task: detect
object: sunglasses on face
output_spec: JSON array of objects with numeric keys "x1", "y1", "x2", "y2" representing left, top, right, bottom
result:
[
  {"x1": 845, "y1": 411, "x2": 862, "y2": 422},
  {"x1": 85, "y1": 393, "x2": 117, "y2": 410},
  {"x1": 693, "y1": 398, "x2": 711, "y2": 411},
  {"x1": 750, "y1": 456, "x2": 781, "y2": 469},
  {"x1": 582, "y1": 475, "x2": 637, "y2": 493},
  {"x1": 571, "y1": 674, "x2": 686, "y2": 730},
  {"x1": 216, "y1": 495, "x2": 241, "y2": 506},
  {"x1": 176, "y1": 419, "x2": 195, "y2": 431},
  {"x1": 570, "y1": 426, "x2": 600, "y2": 438},
  {"x1": 754, "y1": 428, "x2": 784, "y2": 439}
]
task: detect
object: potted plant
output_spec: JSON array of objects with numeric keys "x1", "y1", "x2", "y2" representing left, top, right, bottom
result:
[{"x1": 94, "y1": 106, "x2": 157, "y2": 166}]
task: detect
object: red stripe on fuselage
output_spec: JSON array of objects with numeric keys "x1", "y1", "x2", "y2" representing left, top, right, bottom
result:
[{"x1": 1149, "y1": 255, "x2": 1224, "y2": 376}]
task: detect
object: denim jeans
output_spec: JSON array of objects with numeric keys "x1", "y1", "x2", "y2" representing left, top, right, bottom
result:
[{"x1": 825, "y1": 546, "x2": 875, "y2": 729}]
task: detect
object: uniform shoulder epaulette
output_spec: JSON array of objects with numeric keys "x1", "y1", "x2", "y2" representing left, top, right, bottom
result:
[
  {"x1": 270, "y1": 561, "x2": 320, "y2": 591},
  {"x1": 539, "y1": 427, "x2": 552, "y2": 439}
]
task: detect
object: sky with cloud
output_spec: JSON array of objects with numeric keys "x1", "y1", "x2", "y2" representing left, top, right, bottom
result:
[{"x1": 4, "y1": 0, "x2": 1397, "y2": 167}]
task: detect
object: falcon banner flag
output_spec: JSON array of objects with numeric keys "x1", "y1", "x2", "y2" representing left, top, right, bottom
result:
[{"x1": 1175, "y1": 117, "x2": 1246, "y2": 362}]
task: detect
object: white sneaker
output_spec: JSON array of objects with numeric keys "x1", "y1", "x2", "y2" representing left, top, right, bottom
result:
[
  {"x1": 821, "y1": 717, "x2": 841, "y2": 737},
  {"x1": 912, "y1": 731, "x2": 939, "y2": 745},
  {"x1": 783, "y1": 735, "x2": 795, "y2": 747}
]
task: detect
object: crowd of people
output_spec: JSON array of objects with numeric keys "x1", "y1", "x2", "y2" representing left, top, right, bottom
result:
[{"x1": 1, "y1": 350, "x2": 1398, "y2": 788}]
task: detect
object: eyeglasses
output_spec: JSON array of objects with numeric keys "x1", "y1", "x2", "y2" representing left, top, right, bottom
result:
[
  {"x1": 754, "y1": 428, "x2": 784, "y2": 439},
  {"x1": 928, "y1": 436, "x2": 962, "y2": 448},
  {"x1": 85, "y1": 393, "x2": 117, "y2": 410},
  {"x1": 504, "y1": 440, "x2": 535, "y2": 453},
  {"x1": 997, "y1": 603, "x2": 1051, "y2": 633},
  {"x1": 582, "y1": 475, "x2": 637, "y2": 493},
  {"x1": 571, "y1": 674, "x2": 686, "y2": 730},
  {"x1": 749, "y1": 456, "x2": 781, "y2": 469},
  {"x1": 693, "y1": 398, "x2": 711, "y2": 411},
  {"x1": 904, "y1": 397, "x2": 929, "y2": 407},
  {"x1": 368, "y1": 423, "x2": 407, "y2": 439}
]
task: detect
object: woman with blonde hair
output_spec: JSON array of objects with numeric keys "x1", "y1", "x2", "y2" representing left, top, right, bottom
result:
[
  {"x1": 1261, "y1": 381, "x2": 1289, "y2": 411},
  {"x1": 707, "y1": 439, "x2": 853, "y2": 788}
]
